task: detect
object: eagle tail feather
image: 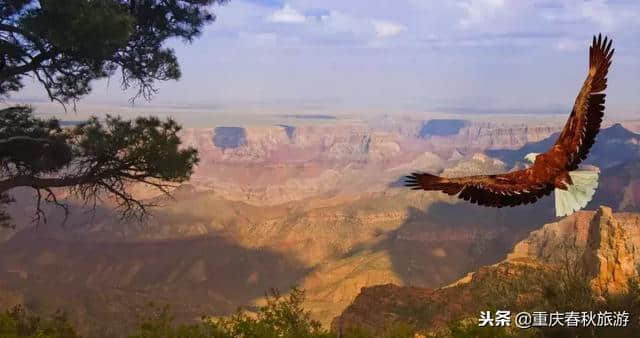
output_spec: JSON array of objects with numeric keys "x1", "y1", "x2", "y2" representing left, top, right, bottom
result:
[{"x1": 555, "y1": 170, "x2": 599, "y2": 217}]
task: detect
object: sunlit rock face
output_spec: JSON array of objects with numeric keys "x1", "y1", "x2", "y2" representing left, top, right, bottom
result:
[
  {"x1": 332, "y1": 206, "x2": 640, "y2": 335},
  {"x1": 435, "y1": 152, "x2": 507, "y2": 179},
  {"x1": 582, "y1": 206, "x2": 639, "y2": 297},
  {"x1": 508, "y1": 206, "x2": 640, "y2": 295}
]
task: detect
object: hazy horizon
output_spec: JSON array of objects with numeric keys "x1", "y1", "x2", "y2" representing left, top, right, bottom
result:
[{"x1": 5, "y1": 0, "x2": 640, "y2": 122}]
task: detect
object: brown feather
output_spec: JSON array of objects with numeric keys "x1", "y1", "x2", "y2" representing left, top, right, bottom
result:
[
  {"x1": 405, "y1": 170, "x2": 553, "y2": 208},
  {"x1": 555, "y1": 34, "x2": 613, "y2": 170},
  {"x1": 404, "y1": 34, "x2": 611, "y2": 209}
]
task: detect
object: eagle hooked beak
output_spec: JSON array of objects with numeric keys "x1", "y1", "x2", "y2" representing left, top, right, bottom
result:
[{"x1": 524, "y1": 153, "x2": 540, "y2": 164}]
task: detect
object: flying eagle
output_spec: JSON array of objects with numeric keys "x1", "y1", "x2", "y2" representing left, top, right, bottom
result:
[{"x1": 405, "y1": 34, "x2": 613, "y2": 217}]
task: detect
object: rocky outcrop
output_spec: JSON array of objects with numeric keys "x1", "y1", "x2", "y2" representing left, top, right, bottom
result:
[
  {"x1": 440, "y1": 153, "x2": 506, "y2": 177},
  {"x1": 425, "y1": 123, "x2": 561, "y2": 151},
  {"x1": 332, "y1": 206, "x2": 640, "y2": 335},
  {"x1": 507, "y1": 207, "x2": 640, "y2": 291},
  {"x1": 386, "y1": 152, "x2": 444, "y2": 173},
  {"x1": 331, "y1": 284, "x2": 438, "y2": 335},
  {"x1": 331, "y1": 258, "x2": 545, "y2": 335},
  {"x1": 506, "y1": 210, "x2": 594, "y2": 262},
  {"x1": 366, "y1": 133, "x2": 402, "y2": 159},
  {"x1": 583, "y1": 206, "x2": 639, "y2": 297}
]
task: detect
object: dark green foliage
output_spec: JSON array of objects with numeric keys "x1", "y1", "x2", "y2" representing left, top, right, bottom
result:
[
  {"x1": 1, "y1": 0, "x2": 228, "y2": 105},
  {"x1": 127, "y1": 302, "x2": 227, "y2": 338},
  {"x1": 0, "y1": 305, "x2": 81, "y2": 337},
  {"x1": 0, "y1": 106, "x2": 199, "y2": 224},
  {"x1": 71, "y1": 115, "x2": 198, "y2": 183},
  {"x1": 1, "y1": 1, "x2": 216, "y2": 224},
  {"x1": 125, "y1": 289, "x2": 455, "y2": 338},
  {"x1": 209, "y1": 288, "x2": 333, "y2": 338},
  {"x1": 4, "y1": 271, "x2": 638, "y2": 337},
  {"x1": 127, "y1": 288, "x2": 335, "y2": 338},
  {"x1": 0, "y1": 106, "x2": 72, "y2": 175}
]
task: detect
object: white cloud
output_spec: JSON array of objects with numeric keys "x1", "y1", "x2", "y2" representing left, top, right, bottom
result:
[
  {"x1": 266, "y1": 4, "x2": 306, "y2": 24},
  {"x1": 316, "y1": 11, "x2": 407, "y2": 41},
  {"x1": 458, "y1": 0, "x2": 508, "y2": 27},
  {"x1": 372, "y1": 20, "x2": 407, "y2": 38},
  {"x1": 318, "y1": 10, "x2": 371, "y2": 37},
  {"x1": 23, "y1": 0, "x2": 640, "y2": 113}
]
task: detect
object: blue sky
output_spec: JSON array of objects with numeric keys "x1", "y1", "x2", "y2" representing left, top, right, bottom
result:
[{"x1": 12, "y1": 0, "x2": 640, "y2": 116}]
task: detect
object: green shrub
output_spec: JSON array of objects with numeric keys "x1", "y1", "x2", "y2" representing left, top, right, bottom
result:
[
  {"x1": 127, "y1": 288, "x2": 335, "y2": 338},
  {"x1": 0, "y1": 305, "x2": 81, "y2": 338}
]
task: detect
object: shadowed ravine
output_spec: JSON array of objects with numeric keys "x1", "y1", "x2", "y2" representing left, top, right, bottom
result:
[{"x1": 2, "y1": 121, "x2": 640, "y2": 334}]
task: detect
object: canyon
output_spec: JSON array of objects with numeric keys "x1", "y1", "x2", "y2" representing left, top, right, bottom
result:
[{"x1": 2, "y1": 114, "x2": 640, "y2": 336}]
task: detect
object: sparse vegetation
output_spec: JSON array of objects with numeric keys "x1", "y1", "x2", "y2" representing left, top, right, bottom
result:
[
  {"x1": 0, "y1": 287, "x2": 423, "y2": 338},
  {"x1": 127, "y1": 288, "x2": 334, "y2": 338},
  {"x1": 435, "y1": 250, "x2": 640, "y2": 338},
  {"x1": 3, "y1": 269, "x2": 639, "y2": 338},
  {"x1": 0, "y1": 305, "x2": 80, "y2": 338}
]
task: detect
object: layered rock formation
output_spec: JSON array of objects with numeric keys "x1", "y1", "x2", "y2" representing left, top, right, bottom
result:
[
  {"x1": 582, "y1": 207, "x2": 638, "y2": 297},
  {"x1": 4, "y1": 116, "x2": 640, "y2": 336},
  {"x1": 332, "y1": 206, "x2": 640, "y2": 335},
  {"x1": 175, "y1": 121, "x2": 640, "y2": 207},
  {"x1": 508, "y1": 206, "x2": 640, "y2": 295},
  {"x1": 175, "y1": 119, "x2": 580, "y2": 205},
  {"x1": 440, "y1": 153, "x2": 506, "y2": 178},
  {"x1": 487, "y1": 123, "x2": 640, "y2": 169},
  {"x1": 423, "y1": 122, "x2": 561, "y2": 151}
]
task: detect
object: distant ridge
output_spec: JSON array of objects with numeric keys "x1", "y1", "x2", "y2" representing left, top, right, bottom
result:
[
  {"x1": 486, "y1": 123, "x2": 640, "y2": 168},
  {"x1": 275, "y1": 114, "x2": 336, "y2": 120}
]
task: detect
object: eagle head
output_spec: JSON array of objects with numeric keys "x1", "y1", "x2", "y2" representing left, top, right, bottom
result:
[{"x1": 524, "y1": 153, "x2": 540, "y2": 164}]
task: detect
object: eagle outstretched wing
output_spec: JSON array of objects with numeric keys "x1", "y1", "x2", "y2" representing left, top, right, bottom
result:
[
  {"x1": 554, "y1": 34, "x2": 613, "y2": 170},
  {"x1": 405, "y1": 171, "x2": 553, "y2": 208},
  {"x1": 405, "y1": 34, "x2": 612, "y2": 208}
]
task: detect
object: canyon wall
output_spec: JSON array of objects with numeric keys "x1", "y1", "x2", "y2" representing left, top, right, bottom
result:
[{"x1": 332, "y1": 206, "x2": 640, "y2": 335}]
